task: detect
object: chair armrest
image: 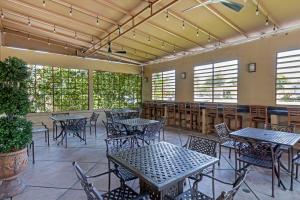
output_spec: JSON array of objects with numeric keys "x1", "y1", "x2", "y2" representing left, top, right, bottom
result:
[{"x1": 86, "y1": 169, "x2": 116, "y2": 179}]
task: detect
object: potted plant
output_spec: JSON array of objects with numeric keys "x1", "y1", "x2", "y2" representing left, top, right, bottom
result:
[{"x1": 0, "y1": 57, "x2": 32, "y2": 198}]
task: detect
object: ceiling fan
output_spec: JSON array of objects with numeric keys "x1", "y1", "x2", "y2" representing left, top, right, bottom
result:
[
  {"x1": 182, "y1": 0, "x2": 244, "y2": 13},
  {"x1": 107, "y1": 42, "x2": 127, "y2": 54}
]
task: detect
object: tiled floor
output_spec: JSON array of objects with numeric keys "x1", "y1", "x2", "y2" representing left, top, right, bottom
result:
[{"x1": 7, "y1": 126, "x2": 300, "y2": 200}]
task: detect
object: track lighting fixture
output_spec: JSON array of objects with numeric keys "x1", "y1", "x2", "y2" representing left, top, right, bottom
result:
[
  {"x1": 273, "y1": 24, "x2": 276, "y2": 31},
  {"x1": 42, "y1": 0, "x2": 46, "y2": 7},
  {"x1": 208, "y1": 33, "x2": 211, "y2": 42},
  {"x1": 256, "y1": 5, "x2": 259, "y2": 16},
  {"x1": 265, "y1": 17, "x2": 269, "y2": 26},
  {"x1": 148, "y1": 35, "x2": 151, "y2": 43},
  {"x1": 69, "y1": 6, "x2": 73, "y2": 16},
  {"x1": 28, "y1": 17, "x2": 31, "y2": 26},
  {"x1": 53, "y1": 25, "x2": 56, "y2": 33},
  {"x1": 182, "y1": 20, "x2": 185, "y2": 29},
  {"x1": 27, "y1": 34, "x2": 30, "y2": 40},
  {"x1": 133, "y1": 30, "x2": 136, "y2": 38},
  {"x1": 96, "y1": 16, "x2": 99, "y2": 25},
  {"x1": 197, "y1": 29, "x2": 199, "y2": 37},
  {"x1": 166, "y1": 10, "x2": 169, "y2": 21},
  {"x1": 1, "y1": 9, "x2": 4, "y2": 19}
]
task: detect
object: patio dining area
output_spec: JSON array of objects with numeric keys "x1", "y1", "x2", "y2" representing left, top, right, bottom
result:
[{"x1": 2, "y1": 0, "x2": 300, "y2": 200}]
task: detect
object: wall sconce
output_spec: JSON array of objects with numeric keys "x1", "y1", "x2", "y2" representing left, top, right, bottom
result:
[
  {"x1": 143, "y1": 77, "x2": 148, "y2": 82},
  {"x1": 180, "y1": 72, "x2": 186, "y2": 79},
  {"x1": 248, "y1": 63, "x2": 256, "y2": 73}
]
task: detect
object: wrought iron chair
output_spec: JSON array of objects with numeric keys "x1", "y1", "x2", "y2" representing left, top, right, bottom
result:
[
  {"x1": 137, "y1": 122, "x2": 161, "y2": 145},
  {"x1": 86, "y1": 112, "x2": 99, "y2": 136},
  {"x1": 72, "y1": 162, "x2": 150, "y2": 200},
  {"x1": 105, "y1": 135, "x2": 139, "y2": 190},
  {"x1": 104, "y1": 110, "x2": 113, "y2": 123},
  {"x1": 165, "y1": 169, "x2": 249, "y2": 200},
  {"x1": 65, "y1": 118, "x2": 87, "y2": 147},
  {"x1": 32, "y1": 122, "x2": 50, "y2": 146},
  {"x1": 102, "y1": 120, "x2": 126, "y2": 138},
  {"x1": 215, "y1": 123, "x2": 236, "y2": 161},
  {"x1": 183, "y1": 135, "x2": 218, "y2": 199},
  {"x1": 291, "y1": 152, "x2": 300, "y2": 191},
  {"x1": 52, "y1": 112, "x2": 70, "y2": 139},
  {"x1": 264, "y1": 123, "x2": 295, "y2": 171},
  {"x1": 236, "y1": 141, "x2": 279, "y2": 197}
]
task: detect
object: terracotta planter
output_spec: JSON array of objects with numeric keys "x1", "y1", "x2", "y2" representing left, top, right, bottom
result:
[{"x1": 0, "y1": 148, "x2": 28, "y2": 199}]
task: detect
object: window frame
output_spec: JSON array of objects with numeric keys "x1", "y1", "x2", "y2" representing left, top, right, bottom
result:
[{"x1": 151, "y1": 70, "x2": 176, "y2": 101}]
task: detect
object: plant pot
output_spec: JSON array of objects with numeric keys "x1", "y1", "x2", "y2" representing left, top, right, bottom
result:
[{"x1": 0, "y1": 148, "x2": 28, "y2": 199}]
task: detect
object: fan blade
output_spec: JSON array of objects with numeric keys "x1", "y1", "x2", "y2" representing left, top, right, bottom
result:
[
  {"x1": 182, "y1": 1, "x2": 213, "y2": 12},
  {"x1": 115, "y1": 50, "x2": 127, "y2": 54},
  {"x1": 220, "y1": 0, "x2": 244, "y2": 12}
]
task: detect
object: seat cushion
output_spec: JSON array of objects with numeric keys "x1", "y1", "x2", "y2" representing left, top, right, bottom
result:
[
  {"x1": 173, "y1": 189, "x2": 213, "y2": 200},
  {"x1": 102, "y1": 184, "x2": 138, "y2": 200}
]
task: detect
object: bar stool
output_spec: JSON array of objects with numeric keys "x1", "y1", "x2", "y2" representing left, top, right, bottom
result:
[
  {"x1": 288, "y1": 107, "x2": 300, "y2": 128},
  {"x1": 149, "y1": 102, "x2": 156, "y2": 120},
  {"x1": 190, "y1": 103, "x2": 202, "y2": 132},
  {"x1": 205, "y1": 103, "x2": 219, "y2": 134},
  {"x1": 155, "y1": 102, "x2": 164, "y2": 120},
  {"x1": 176, "y1": 102, "x2": 186, "y2": 128},
  {"x1": 249, "y1": 105, "x2": 268, "y2": 128},
  {"x1": 166, "y1": 103, "x2": 176, "y2": 126},
  {"x1": 185, "y1": 103, "x2": 192, "y2": 130},
  {"x1": 223, "y1": 104, "x2": 243, "y2": 130},
  {"x1": 142, "y1": 102, "x2": 149, "y2": 119}
]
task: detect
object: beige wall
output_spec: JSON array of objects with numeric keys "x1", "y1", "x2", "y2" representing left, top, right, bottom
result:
[
  {"x1": 143, "y1": 29, "x2": 300, "y2": 106},
  {"x1": 0, "y1": 46, "x2": 141, "y2": 127}
]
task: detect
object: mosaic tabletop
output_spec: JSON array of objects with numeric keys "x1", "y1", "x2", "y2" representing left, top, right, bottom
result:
[
  {"x1": 115, "y1": 118, "x2": 159, "y2": 127},
  {"x1": 108, "y1": 142, "x2": 219, "y2": 191},
  {"x1": 230, "y1": 127, "x2": 300, "y2": 146}
]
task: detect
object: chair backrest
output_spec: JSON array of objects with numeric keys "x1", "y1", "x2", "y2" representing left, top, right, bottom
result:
[
  {"x1": 104, "y1": 111, "x2": 113, "y2": 122},
  {"x1": 67, "y1": 118, "x2": 87, "y2": 132},
  {"x1": 287, "y1": 107, "x2": 300, "y2": 126},
  {"x1": 90, "y1": 112, "x2": 100, "y2": 122},
  {"x1": 72, "y1": 162, "x2": 102, "y2": 200},
  {"x1": 186, "y1": 135, "x2": 217, "y2": 157},
  {"x1": 216, "y1": 169, "x2": 249, "y2": 200},
  {"x1": 215, "y1": 123, "x2": 231, "y2": 139},
  {"x1": 264, "y1": 123, "x2": 295, "y2": 133},
  {"x1": 143, "y1": 122, "x2": 161, "y2": 138},
  {"x1": 249, "y1": 105, "x2": 267, "y2": 118},
  {"x1": 238, "y1": 141, "x2": 274, "y2": 161},
  {"x1": 105, "y1": 135, "x2": 139, "y2": 155},
  {"x1": 102, "y1": 120, "x2": 122, "y2": 138}
]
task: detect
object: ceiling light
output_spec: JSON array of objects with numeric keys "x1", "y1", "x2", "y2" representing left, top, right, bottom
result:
[
  {"x1": 96, "y1": 16, "x2": 99, "y2": 26},
  {"x1": 265, "y1": 17, "x2": 269, "y2": 26},
  {"x1": 42, "y1": 0, "x2": 46, "y2": 7},
  {"x1": 69, "y1": 6, "x2": 73, "y2": 16},
  {"x1": 208, "y1": 33, "x2": 211, "y2": 42},
  {"x1": 27, "y1": 34, "x2": 31, "y2": 40},
  {"x1": 166, "y1": 10, "x2": 169, "y2": 21},
  {"x1": 273, "y1": 25, "x2": 276, "y2": 31},
  {"x1": 182, "y1": 20, "x2": 185, "y2": 29},
  {"x1": 197, "y1": 29, "x2": 199, "y2": 37},
  {"x1": 1, "y1": 9, "x2": 4, "y2": 19},
  {"x1": 28, "y1": 17, "x2": 31, "y2": 26},
  {"x1": 118, "y1": 25, "x2": 121, "y2": 35},
  {"x1": 255, "y1": 5, "x2": 259, "y2": 16},
  {"x1": 91, "y1": 36, "x2": 94, "y2": 44},
  {"x1": 148, "y1": 36, "x2": 151, "y2": 43},
  {"x1": 53, "y1": 25, "x2": 56, "y2": 33},
  {"x1": 133, "y1": 30, "x2": 136, "y2": 38},
  {"x1": 48, "y1": 39, "x2": 51, "y2": 45}
]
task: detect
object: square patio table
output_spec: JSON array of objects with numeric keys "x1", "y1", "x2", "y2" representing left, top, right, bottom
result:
[
  {"x1": 108, "y1": 142, "x2": 219, "y2": 200},
  {"x1": 115, "y1": 118, "x2": 159, "y2": 134},
  {"x1": 49, "y1": 114, "x2": 86, "y2": 147},
  {"x1": 230, "y1": 127, "x2": 300, "y2": 191}
]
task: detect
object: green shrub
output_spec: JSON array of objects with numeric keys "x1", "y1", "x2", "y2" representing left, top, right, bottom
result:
[{"x1": 0, "y1": 57, "x2": 32, "y2": 153}]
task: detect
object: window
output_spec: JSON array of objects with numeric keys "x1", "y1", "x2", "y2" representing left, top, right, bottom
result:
[
  {"x1": 194, "y1": 60, "x2": 238, "y2": 103},
  {"x1": 93, "y1": 71, "x2": 141, "y2": 109},
  {"x1": 276, "y1": 49, "x2": 300, "y2": 105},
  {"x1": 27, "y1": 65, "x2": 89, "y2": 112},
  {"x1": 152, "y1": 70, "x2": 175, "y2": 101}
]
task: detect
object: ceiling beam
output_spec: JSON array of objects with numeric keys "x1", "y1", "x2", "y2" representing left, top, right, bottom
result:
[
  {"x1": 92, "y1": 0, "x2": 132, "y2": 16},
  {"x1": 251, "y1": 0, "x2": 280, "y2": 28},
  {"x1": 50, "y1": 0, "x2": 117, "y2": 25},
  {"x1": 94, "y1": 51, "x2": 142, "y2": 65},
  {"x1": 195, "y1": 0, "x2": 248, "y2": 37},
  {"x1": 165, "y1": 8, "x2": 222, "y2": 42},
  {"x1": 147, "y1": 21, "x2": 204, "y2": 47},
  {"x1": 7, "y1": 0, "x2": 107, "y2": 33},
  {"x1": 85, "y1": 0, "x2": 179, "y2": 56}
]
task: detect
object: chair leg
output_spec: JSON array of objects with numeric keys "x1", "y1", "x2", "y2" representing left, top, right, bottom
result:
[
  {"x1": 296, "y1": 165, "x2": 299, "y2": 179},
  {"x1": 32, "y1": 141, "x2": 35, "y2": 164},
  {"x1": 229, "y1": 148, "x2": 232, "y2": 159},
  {"x1": 278, "y1": 160, "x2": 281, "y2": 187},
  {"x1": 212, "y1": 165, "x2": 215, "y2": 200},
  {"x1": 94, "y1": 125, "x2": 97, "y2": 137},
  {"x1": 287, "y1": 149, "x2": 291, "y2": 172},
  {"x1": 218, "y1": 144, "x2": 221, "y2": 166},
  {"x1": 47, "y1": 130, "x2": 50, "y2": 146},
  {"x1": 272, "y1": 166, "x2": 275, "y2": 197}
]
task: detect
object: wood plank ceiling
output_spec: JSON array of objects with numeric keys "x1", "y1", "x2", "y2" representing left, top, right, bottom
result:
[{"x1": 0, "y1": 0, "x2": 300, "y2": 65}]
